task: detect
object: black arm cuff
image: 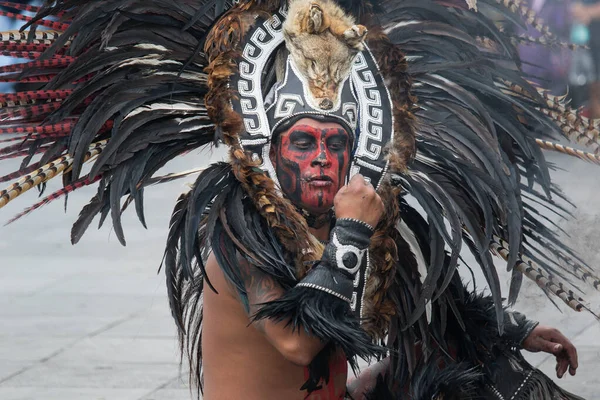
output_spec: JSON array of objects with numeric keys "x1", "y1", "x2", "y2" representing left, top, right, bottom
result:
[
  {"x1": 321, "y1": 217, "x2": 374, "y2": 276},
  {"x1": 503, "y1": 310, "x2": 539, "y2": 347},
  {"x1": 297, "y1": 265, "x2": 354, "y2": 303}
]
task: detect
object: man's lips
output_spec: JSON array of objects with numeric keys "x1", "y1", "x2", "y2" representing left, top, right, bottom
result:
[{"x1": 304, "y1": 175, "x2": 334, "y2": 187}]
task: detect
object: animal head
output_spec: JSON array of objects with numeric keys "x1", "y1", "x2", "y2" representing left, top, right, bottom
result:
[{"x1": 283, "y1": 2, "x2": 367, "y2": 110}]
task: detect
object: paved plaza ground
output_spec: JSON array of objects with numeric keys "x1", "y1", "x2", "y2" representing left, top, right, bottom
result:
[{"x1": 0, "y1": 149, "x2": 599, "y2": 399}]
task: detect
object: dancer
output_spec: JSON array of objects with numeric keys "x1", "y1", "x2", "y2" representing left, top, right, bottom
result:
[{"x1": 0, "y1": 0, "x2": 597, "y2": 398}]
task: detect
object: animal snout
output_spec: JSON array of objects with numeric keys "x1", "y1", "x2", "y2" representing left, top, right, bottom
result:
[{"x1": 319, "y1": 99, "x2": 333, "y2": 110}]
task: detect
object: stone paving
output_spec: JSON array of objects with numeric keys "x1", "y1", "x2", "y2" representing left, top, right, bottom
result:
[{"x1": 0, "y1": 149, "x2": 599, "y2": 399}]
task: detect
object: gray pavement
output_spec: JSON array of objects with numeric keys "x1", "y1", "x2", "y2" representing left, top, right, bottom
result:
[{"x1": 1, "y1": 149, "x2": 599, "y2": 399}]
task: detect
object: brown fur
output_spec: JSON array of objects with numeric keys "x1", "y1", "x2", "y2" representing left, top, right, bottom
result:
[
  {"x1": 368, "y1": 27, "x2": 417, "y2": 172},
  {"x1": 284, "y1": 0, "x2": 367, "y2": 109},
  {"x1": 362, "y1": 182, "x2": 402, "y2": 339}
]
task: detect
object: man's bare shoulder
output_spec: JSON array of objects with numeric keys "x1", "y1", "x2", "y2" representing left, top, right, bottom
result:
[
  {"x1": 205, "y1": 252, "x2": 283, "y2": 316},
  {"x1": 204, "y1": 253, "x2": 238, "y2": 298}
]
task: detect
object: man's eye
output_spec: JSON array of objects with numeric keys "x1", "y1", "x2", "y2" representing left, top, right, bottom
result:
[
  {"x1": 294, "y1": 140, "x2": 312, "y2": 149},
  {"x1": 328, "y1": 140, "x2": 347, "y2": 151}
]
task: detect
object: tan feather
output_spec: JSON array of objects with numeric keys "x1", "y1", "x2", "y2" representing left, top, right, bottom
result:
[
  {"x1": 0, "y1": 30, "x2": 61, "y2": 42},
  {"x1": 507, "y1": 34, "x2": 583, "y2": 51},
  {"x1": 539, "y1": 110, "x2": 600, "y2": 153},
  {"x1": 498, "y1": 80, "x2": 600, "y2": 153},
  {"x1": 465, "y1": 0, "x2": 478, "y2": 11},
  {"x1": 524, "y1": 229, "x2": 600, "y2": 291},
  {"x1": 0, "y1": 140, "x2": 108, "y2": 209},
  {"x1": 491, "y1": 236, "x2": 594, "y2": 314},
  {"x1": 495, "y1": 0, "x2": 555, "y2": 39},
  {"x1": 536, "y1": 139, "x2": 600, "y2": 166}
]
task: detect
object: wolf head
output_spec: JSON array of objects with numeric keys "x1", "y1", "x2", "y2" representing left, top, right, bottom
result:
[{"x1": 283, "y1": 1, "x2": 367, "y2": 110}]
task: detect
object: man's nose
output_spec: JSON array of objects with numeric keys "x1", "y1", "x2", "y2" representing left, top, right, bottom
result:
[{"x1": 311, "y1": 150, "x2": 332, "y2": 167}]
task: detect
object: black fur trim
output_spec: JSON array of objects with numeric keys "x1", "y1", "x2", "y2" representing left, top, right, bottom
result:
[
  {"x1": 253, "y1": 281, "x2": 384, "y2": 362},
  {"x1": 410, "y1": 362, "x2": 482, "y2": 400}
]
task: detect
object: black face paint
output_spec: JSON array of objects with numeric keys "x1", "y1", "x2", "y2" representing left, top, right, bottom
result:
[{"x1": 273, "y1": 123, "x2": 350, "y2": 215}]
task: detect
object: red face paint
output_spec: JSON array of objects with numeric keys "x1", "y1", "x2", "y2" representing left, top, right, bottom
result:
[{"x1": 272, "y1": 119, "x2": 351, "y2": 214}]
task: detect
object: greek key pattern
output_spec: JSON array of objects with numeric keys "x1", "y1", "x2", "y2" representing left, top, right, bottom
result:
[
  {"x1": 350, "y1": 47, "x2": 394, "y2": 190},
  {"x1": 236, "y1": 12, "x2": 285, "y2": 137},
  {"x1": 234, "y1": 12, "x2": 287, "y2": 184}
]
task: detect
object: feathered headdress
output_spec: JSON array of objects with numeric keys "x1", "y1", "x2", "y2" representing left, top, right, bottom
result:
[{"x1": 0, "y1": 0, "x2": 599, "y2": 395}]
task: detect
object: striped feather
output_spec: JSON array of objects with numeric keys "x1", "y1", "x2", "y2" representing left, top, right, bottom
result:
[
  {"x1": 0, "y1": 121, "x2": 75, "y2": 136},
  {"x1": 0, "y1": 140, "x2": 107, "y2": 209},
  {"x1": 0, "y1": 90, "x2": 73, "y2": 108},
  {"x1": 0, "y1": 2, "x2": 40, "y2": 13},
  {"x1": 0, "y1": 57, "x2": 75, "y2": 74},
  {"x1": 0, "y1": 50, "x2": 44, "y2": 59},
  {"x1": 536, "y1": 139, "x2": 600, "y2": 166},
  {"x1": 0, "y1": 41, "x2": 55, "y2": 53},
  {"x1": 524, "y1": 228, "x2": 600, "y2": 291},
  {"x1": 0, "y1": 10, "x2": 70, "y2": 31},
  {"x1": 0, "y1": 74, "x2": 57, "y2": 83},
  {"x1": 0, "y1": 30, "x2": 61, "y2": 42},
  {"x1": 0, "y1": 145, "x2": 52, "y2": 161},
  {"x1": 5, "y1": 175, "x2": 101, "y2": 225},
  {"x1": 0, "y1": 160, "x2": 43, "y2": 183},
  {"x1": 0, "y1": 102, "x2": 63, "y2": 120},
  {"x1": 489, "y1": 0, "x2": 555, "y2": 39},
  {"x1": 491, "y1": 236, "x2": 596, "y2": 315},
  {"x1": 507, "y1": 34, "x2": 584, "y2": 50}
]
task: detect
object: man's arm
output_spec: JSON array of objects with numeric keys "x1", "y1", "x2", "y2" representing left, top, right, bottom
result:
[
  {"x1": 207, "y1": 253, "x2": 327, "y2": 366},
  {"x1": 346, "y1": 358, "x2": 390, "y2": 399}
]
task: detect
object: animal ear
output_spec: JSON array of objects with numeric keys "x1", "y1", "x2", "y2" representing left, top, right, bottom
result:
[
  {"x1": 308, "y1": 3, "x2": 325, "y2": 34},
  {"x1": 343, "y1": 24, "x2": 368, "y2": 50}
]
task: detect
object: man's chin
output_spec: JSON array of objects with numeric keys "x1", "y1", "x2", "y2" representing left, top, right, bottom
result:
[{"x1": 300, "y1": 204, "x2": 335, "y2": 218}]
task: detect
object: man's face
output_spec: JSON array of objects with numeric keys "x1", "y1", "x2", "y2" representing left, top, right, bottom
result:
[{"x1": 271, "y1": 118, "x2": 351, "y2": 214}]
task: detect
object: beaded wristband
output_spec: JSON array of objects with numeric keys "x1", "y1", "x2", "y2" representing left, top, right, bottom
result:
[
  {"x1": 335, "y1": 217, "x2": 375, "y2": 234},
  {"x1": 297, "y1": 265, "x2": 354, "y2": 303}
]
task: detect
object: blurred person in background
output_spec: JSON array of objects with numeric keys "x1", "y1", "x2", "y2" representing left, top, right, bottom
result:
[
  {"x1": 520, "y1": 0, "x2": 573, "y2": 93},
  {"x1": 572, "y1": 0, "x2": 600, "y2": 117}
]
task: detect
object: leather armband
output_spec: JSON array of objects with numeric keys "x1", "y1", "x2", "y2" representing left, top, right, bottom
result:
[
  {"x1": 503, "y1": 310, "x2": 539, "y2": 347},
  {"x1": 298, "y1": 218, "x2": 374, "y2": 301}
]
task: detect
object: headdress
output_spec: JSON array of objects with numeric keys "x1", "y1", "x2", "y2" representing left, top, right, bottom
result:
[{"x1": 0, "y1": 0, "x2": 599, "y2": 397}]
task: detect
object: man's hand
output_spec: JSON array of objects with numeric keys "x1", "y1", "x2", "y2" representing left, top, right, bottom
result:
[
  {"x1": 522, "y1": 325, "x2": 578, "y2": 379},
  {"x1": 334, "y1": 174, "x2": 384, "y2": 228}
]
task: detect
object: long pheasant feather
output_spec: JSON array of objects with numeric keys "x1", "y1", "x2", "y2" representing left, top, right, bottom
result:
[
  {"x1": 0, "y1": 140, "x2": 108, "y2": 209},
  {"x1": 0, "y1": 102, "x2": 63, "y2": 120},
  {"x1": 492, "y1": 0, "x2": 555, "y2": 39},
  {"x1": 536, "y1": 139, "x2": 600, "y2": 166},
  {"x1": 508, "y1": 34, "x2": 584, "y2": 50},
  {"x1": 0, "y1": 160, "x2": 44, "y2": 183},
  {"x1": 0, "y1": 57, "x2": 75, "y2": 74},
  {"x1": 0, "y1": 145, "x2": 52, "y2": 161},
  {"x1": 0, "y1": 30, "x2": 61, "y2": 41},
  {"x1": 491, "y1": 236, "x2": 595, "y2": 314},
  {"x1": 0, "y1": 120, "x2": 75, "y2": 136},
  {"x1": 4, "y1": 175, "x2": 101, "y2": 225},
  {"x1": 0, "y1": 50, "x2": 44, "y2": 59},
  {"x1": 0, "y1": 90, "x2": 73, "y2": 108},
  {"x1": 0, "y1": 74, "x2": 57, "y2": 83},
  {"x1": 525, "y1": 228, "x2": 600, "y2": 291},
  {"x1": 0, "y1": 11, "x2": 70, "y2": 31},
  {"x1": 0, "y1": 2, "x2": 41, "y2": 13}
]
